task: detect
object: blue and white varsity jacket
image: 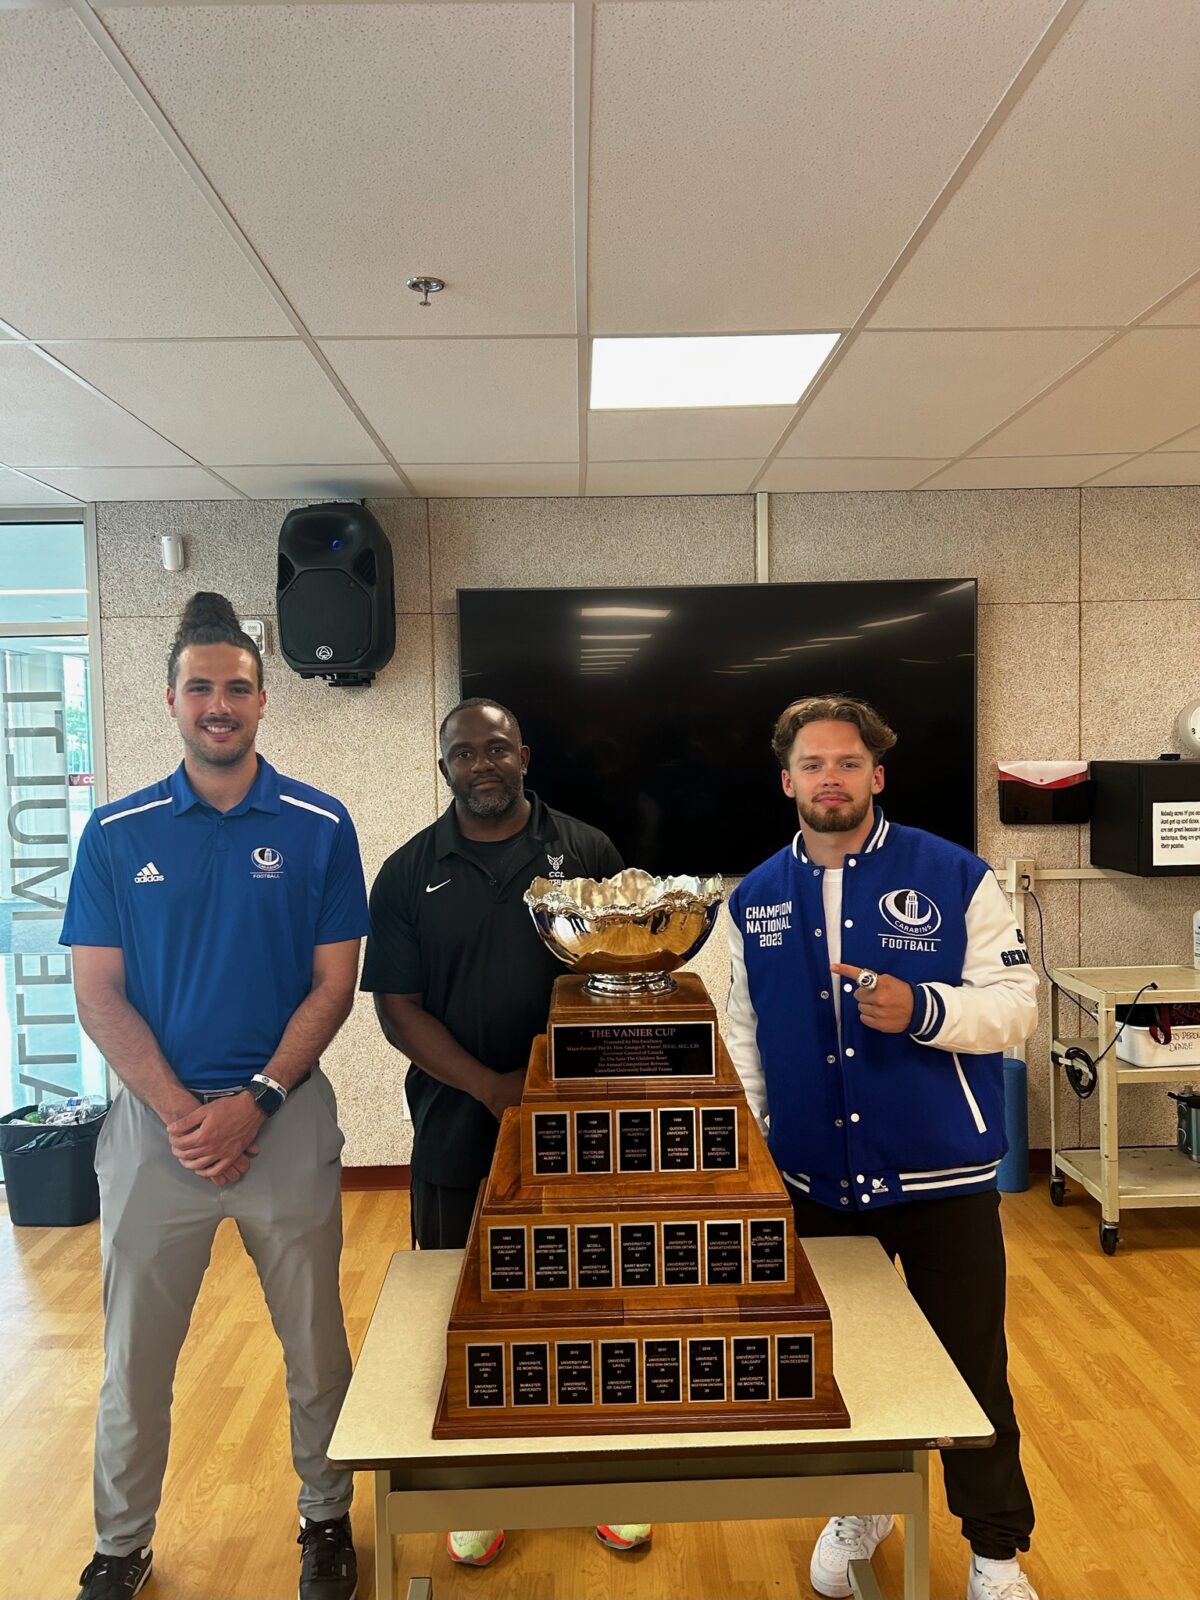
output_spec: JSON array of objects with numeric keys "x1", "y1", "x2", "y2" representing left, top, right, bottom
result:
[{"x1": 725, "y1": 809, "x2": 1038, "y2": 1212}]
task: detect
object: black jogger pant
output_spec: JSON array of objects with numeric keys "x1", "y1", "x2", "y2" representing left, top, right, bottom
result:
[{"x1": 788, "y1": 1187, "x2": 1035, "y2": 1560}]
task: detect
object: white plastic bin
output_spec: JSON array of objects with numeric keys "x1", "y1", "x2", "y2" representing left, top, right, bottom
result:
[{"x1": 1116, "y1": 1024, "x2": 1200, "y2": 1069}]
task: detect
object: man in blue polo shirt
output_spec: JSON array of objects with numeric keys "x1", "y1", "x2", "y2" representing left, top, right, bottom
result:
[{"x1": 61, "y1": 592, "x2": 367, "y2": 1600}]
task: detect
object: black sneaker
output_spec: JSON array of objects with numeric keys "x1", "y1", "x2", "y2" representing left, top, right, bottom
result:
[
  {"x1": 298, "y1": 1514, "x2": 357, "y2": 1600},
  {"x1": 76, "y1": 1548, "x2": 153, "y2": 1599}
]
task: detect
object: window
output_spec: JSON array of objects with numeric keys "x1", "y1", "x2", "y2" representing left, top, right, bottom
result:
[{"x1": 1, "y1": 513, "x2": 106, "y2": 1117}]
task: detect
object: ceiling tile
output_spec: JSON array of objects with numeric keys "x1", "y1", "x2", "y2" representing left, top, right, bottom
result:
[
  {"x1": 320, "y1": 340, "x2": 579, "y2": 463},
  {"x1": 1164, "y1": 424, "x2": 1200, "y2": 451},
  {"x1": 1086, "y1": 453, "x2": 1200, "y2": 487},
  {"x1": 585, "y1": 460, "x2": 757, "y2": 495},
  {"x1": 588, "y1": 0, "x2": 1062, "y2": 333},
  {"x1": 1146, "y1": 281, "x2": 1200, "y2": 326},
  {"x1": 872, "y1": 4, "x2": 1200, "y2": 327},
  {"x1": 977, "y1": 330, "x2": 1200, "y2": 457},
  {"x1": 53, "y1": 341, "x2": 382, "y2": 465},
  {"x1": 27, "y1": 467, "x2": 242, "y2": 501},
  {"x1": 216, "y1": 465, "x2": 411, "y2": 500},
  {"x1": 0, "y1": 10, "x2": 290, "y2": 338},
  {"x1": 781, "y1": 331, "x2": 1105, "y2": 459},
  {"x1": 588, "y1": 407, "x2": 789, "y2": 463},
  {"x1": 759, "y1": 459, "x2": 946, "y2": 492},
  {"x1": 925, "y1": 455, "x2": 1130, "y2": 489},
  {"x1": 403, "y1": 464, "x2": 578, "y2": 498},
  {"x1": 0, "y1": 466, "x2": 82, "y2": 507},
  {"x1": 0, "y1": 346, "x2": 191, "y2": 467},
  {"x1": 103, "y1": 4, "x2": 576, "y2": 336}
]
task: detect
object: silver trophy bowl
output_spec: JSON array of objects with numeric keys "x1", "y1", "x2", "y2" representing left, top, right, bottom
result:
[{"x1": 524, "y1": 868, "x2": 725, "y2": 996}]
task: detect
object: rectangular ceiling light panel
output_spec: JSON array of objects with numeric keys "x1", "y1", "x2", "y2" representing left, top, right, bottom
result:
[{"x1": 590, "y1": 334, "x2": 839, "y2": 409}]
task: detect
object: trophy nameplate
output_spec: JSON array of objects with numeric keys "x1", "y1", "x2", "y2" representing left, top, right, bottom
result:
[
  {"x1": 465, "y1": 1344, "x2": 505, "y2": 1409},
  {"x1": 600, "y1": 1339, "x2": 639, "y2": 1405},
  {"x1": 700, "y1": 1106, "x2": 738, "y2": 1170},
  {"x1": 687, "y1": 1337, "x2": 726, "y2": 1404},
  {"x1": 532, "y1": 1225, "x2": 571, "y2": 1290},
  {"x1": 532, "y1": 1111, "x2": 570, "y2": 1176},
  {"x1": 643, "y1": 1338, "x2": 683, "y2": 1403},
  {"x1": 546, "y1": 972, "x2": 719, "y2": 1081},
  {"x1": 662, "y1": 1220, "x2": 701, "y2": 1286},
  {"x1": 616, "y1": 1108, "x2": 654, "y2": 1172},
  {"x1": 511, "y1": 1343, "x2": 550, "y2": 1407},
  {"x1": 555, "y1": 1341, "x2": 595, "y2": 1405},
  {"x1": 575, "y1": 1223, "x2": 614, "y2": 1289},
  {"x1": 658, "y1": 1106, "x2": 697, "y2": 1171},
  {"x1": 705, "y1": 1219, "x2": 743, "y2": 1285},
  {"x1": 619, "y1": 1221, "x2": 658, "y2": 1288},
  {"x1": 732, "y1": 1336, "x2": 771, "y2": 1401},
  {"x1": 749, "y1": 1218, "x2": 788, "y2": 1283},
  {"x1": 775, "y1": 1334, "x2": 815, "y2": 1400},
  {"x1": 487, "y1": 1226, "x2": 527, "y2": 1292},
  {"x1": 573, "y1": 1109, "x2": 613, "y2": 1174}
]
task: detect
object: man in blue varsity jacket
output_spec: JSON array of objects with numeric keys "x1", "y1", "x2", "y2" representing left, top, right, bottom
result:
[{"x1": 726, "y1": 695, "x2": 1040, "y2": 1600}]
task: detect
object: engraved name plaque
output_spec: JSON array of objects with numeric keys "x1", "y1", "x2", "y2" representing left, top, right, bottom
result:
[
  {"x1": 531, "y1": 1111, "x2": 570, "y2": 1177},
  {"x1": 511, "y1": 1343, "x2": 550, "y2": 1407},
  {"x1": 573, "y1": 1109, "x2": 613, "y2": 1174},
  {"x1": 532, "y1": 1225, "x2": 570, "y2": 1291}
]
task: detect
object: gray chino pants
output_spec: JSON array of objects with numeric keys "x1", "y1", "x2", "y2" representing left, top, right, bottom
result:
[{"x1": 93, "y1": 1071, "x2": 354, "y2": 1557}]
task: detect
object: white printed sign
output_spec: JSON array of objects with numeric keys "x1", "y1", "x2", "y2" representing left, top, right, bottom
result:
[{"x1": 1152, "y1": 801, "x2": 1200, "y2": 866}]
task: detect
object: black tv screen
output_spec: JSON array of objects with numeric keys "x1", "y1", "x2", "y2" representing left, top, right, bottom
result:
[{"x1": 457, "y1": 579, "x2": 976, "y2": 877}]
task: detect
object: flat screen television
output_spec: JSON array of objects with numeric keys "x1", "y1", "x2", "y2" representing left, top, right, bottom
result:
[{"x1": 457, "y1": 578, "x2": 976, "y2": 877}]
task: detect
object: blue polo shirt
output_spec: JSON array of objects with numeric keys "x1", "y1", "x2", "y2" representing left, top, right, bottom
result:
[{"x1": 61, "y1": 758, "x2": 369, "y2": 1091}]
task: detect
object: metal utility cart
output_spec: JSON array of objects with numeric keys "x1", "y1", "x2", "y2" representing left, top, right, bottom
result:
[{"x1": 1049, "y1": 964, "x2": 1200, "y2": 1254}]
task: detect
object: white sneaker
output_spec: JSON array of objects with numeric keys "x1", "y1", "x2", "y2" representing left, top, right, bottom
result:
[
  {"x1": 810, "y1": 1515, "x2": 895, "y2": 1598},
  {"x1": 967, "y1": 1556, "x2": 1040, "y2": 1600}
]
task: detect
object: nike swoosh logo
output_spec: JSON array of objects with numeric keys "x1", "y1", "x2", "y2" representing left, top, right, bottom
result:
[{"x1": 425, "y1": 879, "x2": 451, "y2": 893}]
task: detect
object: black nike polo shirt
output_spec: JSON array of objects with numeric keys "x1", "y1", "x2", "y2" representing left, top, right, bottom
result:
[{"x1": 360, "y1": 791, "x2": 623, "y2": 1187}]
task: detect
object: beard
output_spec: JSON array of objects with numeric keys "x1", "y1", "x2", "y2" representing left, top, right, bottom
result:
[
  {"x1": 452, "y1": 769, "x2": 525, "y2": 820},
  {"x1": 797, "y1": 792, "x2": 872, "y2": 834}
]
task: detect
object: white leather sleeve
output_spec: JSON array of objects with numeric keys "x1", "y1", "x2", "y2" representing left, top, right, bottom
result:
[
  {"x1": 725, "y1": 912, "x2": 769, "y2": 1131},
  {"x1": 908, "y1": 870, "x2": 1039, "y2": 1054}
]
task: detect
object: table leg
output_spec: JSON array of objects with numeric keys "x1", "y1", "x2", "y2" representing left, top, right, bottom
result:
[
  {"x1": 849, "y1": 1558, "x2": 887, "y2": 1600},
  {"x1": 902, "y1": 1451, "x2": 930, "y2": 1600},
  {"x1": 375, "y1": 1470, "x2": 394, "y2": 1600}
]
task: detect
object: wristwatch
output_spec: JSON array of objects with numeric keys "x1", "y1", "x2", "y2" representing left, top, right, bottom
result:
[{"x1": 248, "y1": 1073, "x2": 288, "y2": 1117}]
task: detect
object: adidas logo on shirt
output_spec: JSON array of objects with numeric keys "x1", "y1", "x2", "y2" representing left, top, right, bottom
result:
[{"x1": 134, "y1": 861, "x2": 165, "y2": 884}]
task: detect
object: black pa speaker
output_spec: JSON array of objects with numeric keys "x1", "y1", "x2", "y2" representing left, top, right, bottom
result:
[{"x1": 277, "y1": 503, "x2": 395, "y2": 686}]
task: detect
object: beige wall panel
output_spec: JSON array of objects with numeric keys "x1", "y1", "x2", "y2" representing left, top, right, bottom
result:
[
  {"x1": 98, "y1": 497, "x2": 429, "y2": 619},
  {"x1": 1087, "y1": 454, "x2": 1200, "y2": 489},
  {"x1": 1080, "y1": 600, "x2": 1200, "y2": 760},
  {"x1": 768, "y1": 489, "x2": 1078, "y2": 604},
  {"x1": 1082, "y1": 487, "x2": 1200, "y2": 601},
  {"x1": 429, "y1": 494, "x2": 755, "y2": 613},
  {"x1": 976, "y1": 602, "x2": 1082, "y2": 871},
  {"x1": 431, "y1": 611, "x2": 460, "y2": 749},
  {"x1": 329, "y1": 1001, "x2": 413, "y2": 1168}
]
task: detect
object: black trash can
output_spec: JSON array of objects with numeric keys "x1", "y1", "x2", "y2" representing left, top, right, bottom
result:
[{"x1": 0, "y1": 1104, "x2": 108, "y2": 1226}]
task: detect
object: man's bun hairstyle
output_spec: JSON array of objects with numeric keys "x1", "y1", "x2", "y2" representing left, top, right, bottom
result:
[{"x1": 167, "y1": 591, "x2": 263, "y2": 688}]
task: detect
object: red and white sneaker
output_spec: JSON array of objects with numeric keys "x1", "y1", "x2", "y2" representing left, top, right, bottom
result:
[
  {"x1": 446, "y1": 1529, "x2": 505, "y2": 1567},
  {"x1": 595, "y1": 1524, "x2": 652, "y2": 1553}
]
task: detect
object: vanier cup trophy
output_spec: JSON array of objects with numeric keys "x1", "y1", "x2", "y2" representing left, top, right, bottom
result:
[{"x1": 432, "y1": 868, "x2": 848, "y2": 1438}]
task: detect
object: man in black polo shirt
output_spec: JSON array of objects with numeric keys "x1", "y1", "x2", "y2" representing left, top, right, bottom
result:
[{"x1": 363, "y1": 699, "x2": 649, "y2": 1566}]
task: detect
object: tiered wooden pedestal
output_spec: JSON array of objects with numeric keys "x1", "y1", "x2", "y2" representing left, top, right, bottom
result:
[{"x1": 433, "y1": 974, "x2": 849, "y2": 1437}]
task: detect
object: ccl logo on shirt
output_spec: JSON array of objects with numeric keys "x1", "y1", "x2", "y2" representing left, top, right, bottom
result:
[
  {"x1": 251, "y1": 846, "x2": 284, "y2": 879},
  {"x1": 877, "y1": 888, "x2": 941, "y2": 952}
]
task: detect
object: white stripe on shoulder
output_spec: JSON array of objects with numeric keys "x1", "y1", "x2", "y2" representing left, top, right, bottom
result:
[
  {"x1": 100, "y1": 797, "x2": 172, "y2": 827},
  {"x1": 791, "y1": 829, "x2": 807, "y2": 861},
  {"x1": 280, "y1": 793, "x2": 340, "y2": 823}
]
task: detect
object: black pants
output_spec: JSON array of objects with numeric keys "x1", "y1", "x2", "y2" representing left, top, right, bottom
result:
[
  {"x1": 409, "y1": 1178, "x2": 481, "y2": 1251},
  {"x1": 789, "y1": 1188, "x2": 1034, "y2": 1560}
]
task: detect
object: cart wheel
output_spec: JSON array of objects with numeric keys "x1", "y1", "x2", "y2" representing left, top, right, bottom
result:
[
  {"x1": 1100, "y1": 1223, "x2": 1119, "y2": 1256},
  {"x1": 1049, "y1": 1175, "x2": 1066, "y2": 1206}
]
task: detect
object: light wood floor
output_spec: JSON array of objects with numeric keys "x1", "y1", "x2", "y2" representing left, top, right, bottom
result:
[{"x1": 3, "y1": 1181, "x2": 1198, "y2": 1600}]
